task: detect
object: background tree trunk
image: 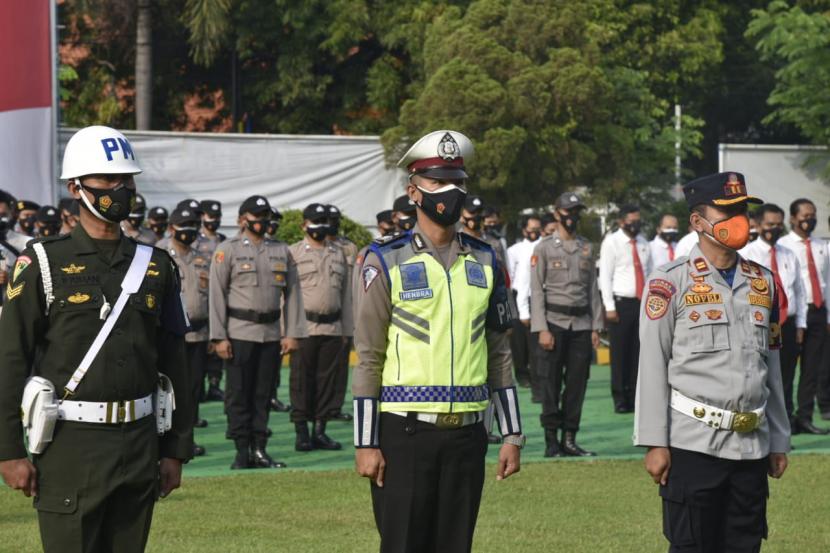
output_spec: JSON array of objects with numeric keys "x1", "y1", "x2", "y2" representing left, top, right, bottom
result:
[{"x1": 135, "y1": 0, "x2": 152, "y2": 130}]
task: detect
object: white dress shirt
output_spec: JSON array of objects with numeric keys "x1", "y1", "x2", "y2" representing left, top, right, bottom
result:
[
  {"x1": 778, "y1": 232, "x2": 830, "y2": 322},
  {"x1": 649, "y1": 236, "x2": 677, "y2": 269},
  {"x1": 598, "y1": 228, "x2": 652, "y2": 312},
  {"x1": 507, "y1": 237, "x2": 539, "y2": 320},
  {"x1": 740, "y1": 238, "x2": 807, "y2": 329},
  {"x1": 675, "y1": 231, "x2": 699, "y2": 258}
]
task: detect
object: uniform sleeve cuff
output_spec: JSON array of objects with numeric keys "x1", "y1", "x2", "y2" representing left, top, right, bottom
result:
[
  {"x1": 353, "y1": 397, "x2": 380, "y2": 448},
  {"x1": 492, "y1": 386, "x2": 522, "y2": 436}
]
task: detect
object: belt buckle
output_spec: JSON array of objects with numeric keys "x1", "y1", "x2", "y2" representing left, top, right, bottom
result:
[
  {"x1": 436, "y1": 413, "x2": 462, "y2": 429},
  {"x1": 116, "y1": 401, "x2": 126, "y2": 423},
  {"x1": 732, "y1": 412, "x2": 758, "y2": 433}
]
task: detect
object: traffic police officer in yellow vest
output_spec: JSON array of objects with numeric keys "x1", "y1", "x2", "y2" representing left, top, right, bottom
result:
[
  {"x1": 353, "y1": 130, "x2": 523, "y2": 553},
  {"x1": 635, "y1": 172, "x2": 790, "y2": 552}
]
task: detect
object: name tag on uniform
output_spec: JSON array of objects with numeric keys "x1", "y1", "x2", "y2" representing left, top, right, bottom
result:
[
  {"x1": 465, "y1": 260, "x2": 487, "y2": 288},
  {"x1": 748, "y1": 294, "x2": 773, "y2": 308},
  {"x1": 400, "y1": 262, "x2": 428, "y2": 291},
  {"x1": 400, "y1": 289, "x2": 433, "y2": 301},
  {"x1": 684, "y1": 293, "x2": 723, "y2": 305}
]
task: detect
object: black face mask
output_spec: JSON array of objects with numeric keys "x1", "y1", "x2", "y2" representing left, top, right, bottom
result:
[
  {"x1": 127, "y1": 215, "x2": 145, "y2": 229},
  {"x1": 203, "y1": 220, "x2": 221, "y2": 233},
  {"x1": 800, "y1": 217, "x2": 817, "y2": 235},
  {"x1": 623, "y1": 221, "x2": 642, "y2": 236},
  {"x1": 462, "y1": 215, "x2": 483, "y2": 232},
  {"x1": 39, "y1": 224, "x2": 61, "y2": 237},
  {"x1": 150, "y1": 222, "x2": 167, "y2": 237},
  {"x1": 397, "y1": 216, "x2": 415, "y2": 231},
  {"x1": 560, "y1": 214, "x2": 580, "y2": 233},
  {"x1": 246, "y1": 218, "x2": 268, "y2": 237},
  {"x1": 175, "y1": 227, "x2": 199, "y2": 245},
  {"x1": 762, "y1": 227, "x2": 784, "y2": 245},
  {"x1": 306, "y1": 224, "x2": 329, "y2": 242},
  {"x1": 484, "y1": 224, "x2": 502, "y2": 238},
  {"x1": 79, "y1": 182, "x2": 136, "y2": 222},
  {"x1": 0, "y1": 215, "x2": 9, "y2": 238},
  {"x1": 659, "y1": 230, "x2": 678, "y2": 243},
  {"x1": 327, "y1": 219, "x2": 340, "y2": 236},
  {"x1": 266, "y1": 221, "x2": 279, "y2": 236},
  {"x1": 749, "y1": 230, "x2": 759, "y2": 242},
  {"x1": 19, "y1": 215, "x2": 36, "y2": 234},
  {"x1": 416, "y1": 185, "x2": 466, "y2": 227},
  {"x1": 525, "y1": 230, "x2": 540, "y2": 242}
]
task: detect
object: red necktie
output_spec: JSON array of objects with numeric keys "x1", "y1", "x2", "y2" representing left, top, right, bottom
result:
[
  {"x1": 631, "y1": 239, "x2": 644, "y2": 300},
  {"x1": 668, "y1": 243, "x2": 675, "y2": 262},
  {"x1": 769, "y1": 246, "x2": 788, "y2": 323},
  {"x1": 805, "y1": 238, "x2": 824, "y2": 308}
]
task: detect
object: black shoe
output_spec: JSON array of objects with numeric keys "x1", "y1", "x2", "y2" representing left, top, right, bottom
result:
[
  {"x1": 312, "y1": 421, "x2": 342, "y2": 451},
  {"x1": 205, "y1": 379, "x2": 224, "y2": 402},
  {"x1": 250, "y1": 441, "x2": 287, "y2": 468},
  {"x1": 488, "y1": 433, "x2": 502, "y2": 445},
  {"x1": 793, "y1": 419, "x2": 830, "y2": 435},
  {"x1": 193, "y1": 444, "x2": 206, "y2": 457},
  {"x1": 544, "y1": 430, "x2": 564, "y2": 458},
  {"x1": 194, "y1": 418, "x2": 208, "y2": 428},
  {"x1": 614, "y1": 404, "x2": 634, "y2": 414},
  {"x1": 269, "y1": 398, "x2": 291, "y2": 412},
  {"x1": 266, "y1": 427, "x2": 273, "y2": 438},
  {"x1": 561, "y1": 431, "x2": 596, "y2": 457},
  {"x1": 230, "y1": 439, "x2": 252, "y2": 470},
  {"x1": 331, "y1": 412, "x2": 353, "y2": 422},
  {"x1": 295, "y1": 422, "x2": 313, "y2": 452}
]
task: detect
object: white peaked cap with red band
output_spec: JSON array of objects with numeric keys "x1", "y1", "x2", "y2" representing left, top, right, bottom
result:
[{"x1": 397, "y1": 130, "x2": 475, "y2": 180}]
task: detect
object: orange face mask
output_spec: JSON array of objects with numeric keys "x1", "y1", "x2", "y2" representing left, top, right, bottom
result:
[{"x1": 701, "y1": 213, "x2": 750, "y2": 250}]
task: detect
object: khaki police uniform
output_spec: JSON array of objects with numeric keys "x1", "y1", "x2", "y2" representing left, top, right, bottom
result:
[
  {"x1": 209, "y1": 232, "x2": 305, "y2": 454},
  {"x1": 0, "y1": 224, "x2": 193, "y2": 553},
  {"x1": 635, "y1": 171, "x2": 790, "y2": 552},
  {"x1": 121, "y1": 221, "x2": 157, "y2": 245},
  {"x1": 331, "y1": 234, "x2": 358, "y2": 419},
  {"x1": 289, "y1": 238, "x2": 353, "y2": 426},
  {"x1": 530, "y1": 231, "x2": 602, "y2": 453},
  {"x1": 193, "y1": 228, "x2": 226, "y2": 395}
]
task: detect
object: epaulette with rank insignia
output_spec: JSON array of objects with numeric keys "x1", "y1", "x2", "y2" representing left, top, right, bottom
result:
[
  {"x1": 458, "y1": 232, "x2": 493, "y2": 253},
  {"x1": 659, "y1": 257, "x2": 688, "y2": 273},
  {"x1": 371, "y1": 231, "x2": 410, "y2": 253},
  {"x1": 30, "y1": 233, "x2": 71, "y2": 248}
]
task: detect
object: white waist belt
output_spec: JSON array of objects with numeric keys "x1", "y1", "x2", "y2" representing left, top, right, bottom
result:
[
  {"x1": 389, "y1": 410, "x2": 484, "y2": 428},
  {"x1": 58, "y1": 394, "x2": 154, "y2": 424},
  {"x1": 670, "y1": 389, "x2": 765, "y2": 433}
]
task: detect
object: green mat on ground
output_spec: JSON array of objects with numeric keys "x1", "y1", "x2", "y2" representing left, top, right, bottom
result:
[{"x1": 186, "y1": 364, "x2": 830, "y2": 477}]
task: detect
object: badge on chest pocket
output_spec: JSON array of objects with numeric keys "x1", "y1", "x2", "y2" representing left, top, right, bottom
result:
[
  {"x1": 465, "y1": 260, "x2": 487, "y2": 288},
  {"x1": 400, "y1": 262, "x2": 428, "y2": 290}
]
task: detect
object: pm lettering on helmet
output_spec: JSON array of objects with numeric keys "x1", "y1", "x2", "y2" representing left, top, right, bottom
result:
[{"x1": 101, "y1": 137, "x2": 135, "y2": 161}]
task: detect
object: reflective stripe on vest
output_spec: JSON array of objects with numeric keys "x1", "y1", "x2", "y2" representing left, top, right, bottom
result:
[{"x1": 378, "y1": 239, "x2": 494, "y2": 413}]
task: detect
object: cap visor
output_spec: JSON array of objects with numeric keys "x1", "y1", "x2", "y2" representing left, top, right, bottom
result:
[
  {"x1": 414, "y1": 167, "x2": 468, "y2": 180},
  {"x1": 712, "y1": 196, "x2": 763, "y2": 206}
]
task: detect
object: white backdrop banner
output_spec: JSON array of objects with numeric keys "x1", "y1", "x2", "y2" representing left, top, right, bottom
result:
[
  {"x1": 719, "y1": 143, "x2": 830, "y2": 238},
  {"x1": 59, "y1": 129, "x2": 407, "y2": 230}
]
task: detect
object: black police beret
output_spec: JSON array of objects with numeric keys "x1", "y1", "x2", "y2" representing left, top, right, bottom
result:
[
  {"x1": 16, "y1": 200, "x2": 40, "y2": 212},
  {"x1": 464, "y1": 195, "x2": 485, "y2": 213},
  {"x1": 133, "y1": 193, "x2": 147, "y2": 212},
  {"x1": 555, "y1": 192, "x2": 586, "y2": 210},
  {"x1": 0, "y1": 189, "x2": 16, "y2": 206},
  {"x1": 327, "y1": 204, "x2": 342, "y2": 218},
  {"x1": 176, "y1": 198, "x2": 203, "y2": 214},
  {"x1": 36, "y1": 205, "x2": 61, "y2": 224},
  {"x1": 170, "y1": 207, "x2": 201, "y2": 226},
  {"x1": 683, "y1": 172, "x2": 762, "y2": 209},
  {"x1": 200, "y1": 199, "x2": 222, "y2": 217},
  {"x1": 149, "y1": 206, "x2": 169, "y2": 220},
  {"x1": 239, "y1": 195, "x2": 271, "y2": 216},
  {"x1": 376, "y1": 209, "x2": 394, "y2": 225},
  {"x1": 393, "y1": 194, "x2": 416, "y2": 214},
  {"x1": 303, "y1": 203, "x2": 329, "y2": 222}
]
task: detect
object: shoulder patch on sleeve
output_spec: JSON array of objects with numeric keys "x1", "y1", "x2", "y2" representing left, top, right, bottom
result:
[
  {"x1": 648, "y1": 278, "x2": 676, "y2": 298},
  {"x1": 362, "y1": 266, "x2": 380, "y2": 291},
  {"x1": 530, "y1": 255, "x2": 538, "y2": 267},
  {"x1": 12, "y1": 255, "x2": 32, "y2": 283},
  {"x1": 645, "y1": 292, "x2": 670, "y2": 320},
  {"x1": 6, "y1": 281, "x2": 25, "y2": 300}
]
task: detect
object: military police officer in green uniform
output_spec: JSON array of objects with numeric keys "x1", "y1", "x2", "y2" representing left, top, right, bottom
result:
[
  {"x1": 636, "y1": 172, "x2": 790, "y2": 552},
  {"x1": 353, "y1": 130, "x2": 523, "y2": 553},
  {"x1": 0, "y1": 125, "x2": 193, "y2": 553}
]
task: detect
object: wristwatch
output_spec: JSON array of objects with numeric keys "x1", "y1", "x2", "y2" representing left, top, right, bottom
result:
[{"x1": 502, "y1": 434, "x2": 526, "y2": 449}]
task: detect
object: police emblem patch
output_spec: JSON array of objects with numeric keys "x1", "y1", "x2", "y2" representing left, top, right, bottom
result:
[
  {"x1": 436, "y1": 203, "x2": 446, "y2": 214},
  {"x1": 645, "y1": 293, "x2": 669, "y2": 320},
  {"x1": 689, "y1": 310, "x2": 700, "y2": 322},
  {"x1": 214, "y1": 251, "x2": 225, "y2": 264},
  {"x1": 274, "y1": 272, "x2": 285, "y2": 284},
  {"x1": 146, "y1": 294, "x2": 156, "y2": 309},
  {"x1": 61, "y1": 263, "x2": 86, "y2": 274},
  {"x1": 12, "y1": 255, "x2": 31, "y2": 283},
  {"x1": 437, "y1": 132, "x2": 460, "y2": 160},
  {"x1": 690, "y1": 282, "x2": 712, "y2": 294},
  {"x1": 531, "y1": 255, "x2": 538, "y2": 267},
  {"x1": 400, "y1": 262, "x2": 428, "y2": 291},
  {"x1": 649, "y1": 278, "x2": 676, "y2": 297},
  {"x1": 99, "y1": 195, "x2": 113, "y2": 211},
  {"x1": 754, "y1": 310, "x2": 764, "y2": 322},
  {"x1": 68, "y1": 292, "x2": 91, "y2": 304},
  {"x1": 362, "y1": 266, "x2": 379, "y2": 291},
  {"x1": 705, "y1": 309, "x2": 722, "y2": 321},
  {"x1": 750, "y1": 278, "x2": 769, "y2": 295},
  {"x1": 465, "y1": 260, "x2": 487, "y2": 288}
]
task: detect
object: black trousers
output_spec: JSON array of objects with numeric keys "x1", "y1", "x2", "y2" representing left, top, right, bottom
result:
[
  {"x1": 371, "y1": 413, "x2": 487, "y2": 553},
  {"x1": 510, "y1": 317, "x2": 542, "y2": 399},
  {"x1": 186, "y1": 341, "x2": 208, "y2": 422},
  {"x1": 778, "y1": 319, "x2": 799, "y2": 420},
  {"x1": 332, "y1": 337, "x2": 353, "y2": 416},
  {"x1": 206, "y1": 351, "x2": 223, "y2": 381},
  {"x1": 608, "y1": 296, "x2": 641, "y2": 408},
  {"x1": 224, "y1": 339, "x2": 280, "y2": 441},
  {"x1": 661, "y1": 448, "x2": 768, "y2": 553},
  {"x1": 289, "y1": 335, "x2": 344, "y2": 423},
  {"x1": 796, "y1": 305, "x2": 827, "y2": 422},
  {"x1": 538, "y1": 324, "x2": 592, "y2": 432}
]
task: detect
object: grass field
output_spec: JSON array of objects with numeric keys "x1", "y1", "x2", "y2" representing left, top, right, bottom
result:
[{"x1": 1, "y1": 365, "x2": 829, "y2": 552}]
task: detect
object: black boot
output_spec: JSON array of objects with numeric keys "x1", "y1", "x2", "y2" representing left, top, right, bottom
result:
[
  {"x1": 206, "y1": 376, "x2": 224, "y2": 402},
  {"x1": 193, "y1": 443, "x2": 206, "y2": 457},
  {"x1": 561, "y1": 431, "x2": 596, "y2": 457},
  {"x1": 312, "y1": 420, "x2": 342, "y2": 450},
  {"x1": 230, "y1": 439, "x2": 251, "y2": 470},
  {"x1": 250, "y1": 438, "x2": 287, "y2": 468},
  {"x1": 269, "y1": 397, "x2": 291, "y2": 412},
  {"x1": 194, "y1": 418, "x2": 208, "y2": 428},
  {"x1": 295, "y1": 422, "x2": 313, "y2": 452},
  {"x1": 544, "y1": 429, "x2": 563, "y2": 458}
]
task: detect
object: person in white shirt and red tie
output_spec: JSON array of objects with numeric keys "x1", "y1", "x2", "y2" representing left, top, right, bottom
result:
[
  {"x1": 648, "y1": 214, "x2": 679, "y2": 268},
  {"x1": 599, "y1": 204, "x2": 652, "y2": 413},
  {"x1": 778, "y1": 199, "x2": 830, "y2": 434},
  {"x1": 741, "y1": 203, "x2": 807, "y2": 430}
]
